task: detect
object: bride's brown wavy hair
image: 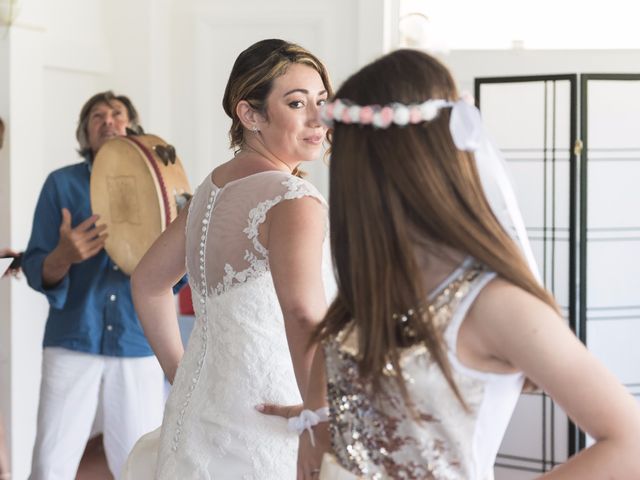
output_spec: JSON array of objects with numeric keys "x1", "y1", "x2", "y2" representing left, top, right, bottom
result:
[{"x1": 314, "y1": 49, "x2": 558, "y2": 405}]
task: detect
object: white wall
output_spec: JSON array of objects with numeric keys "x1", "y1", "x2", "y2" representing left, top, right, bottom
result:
[
  {"x1": 441, "y1": 49, "x2": 640, "y2": 98},
  {"x1": 169, "y1": 0, "x2": 397, "y2": 197},
  {"x1": 2, "y1": 3, "x2": 48, "y2": 478},
  {"x1": 0, "y1": 0, "x2": 117, "y2": 476},
  {"x1": 0, "y1": 0, "x2": 165, "y2": 475}
]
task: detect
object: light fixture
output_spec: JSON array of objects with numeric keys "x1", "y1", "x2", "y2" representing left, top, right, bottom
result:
[
  {"x1": 398, "y1": 12, "x2": 449, "y2": 54},
  {"x1": 0, "y1": 0, "x2": 21, "y2": 27}
]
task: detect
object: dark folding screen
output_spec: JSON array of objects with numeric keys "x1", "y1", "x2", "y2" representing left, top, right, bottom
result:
[
  {"x1": 476, "y1": 75, "x2": 577, "y2": 477},
  {"x1": 579, "y1": 73, "x2": 640, "y2": 448},
  {"x1": 476, "y1": 72, "x2": 640, "y2": 478}
]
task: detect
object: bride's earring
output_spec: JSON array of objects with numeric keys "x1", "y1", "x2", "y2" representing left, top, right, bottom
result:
[{"x1": 251, "y1": 125, "x2": 260, "y2": 134}]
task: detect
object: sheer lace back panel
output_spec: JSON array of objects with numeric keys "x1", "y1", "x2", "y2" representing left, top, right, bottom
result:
[{"x1": 186, "y1": 171, "x2": 327, "y2": 299}]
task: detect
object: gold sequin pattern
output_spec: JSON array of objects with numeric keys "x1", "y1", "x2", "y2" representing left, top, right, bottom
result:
[{"x1": 324, "y1": 263, "x2": 487, "y2": 479}]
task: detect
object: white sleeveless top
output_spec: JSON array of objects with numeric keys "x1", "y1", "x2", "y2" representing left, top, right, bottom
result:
[
  {"x1": 323, "y1": 258, "x2": 524, "y2": 480},
  {"x1": 150, "y1": 171, "x2": 334, "y2": 479}
]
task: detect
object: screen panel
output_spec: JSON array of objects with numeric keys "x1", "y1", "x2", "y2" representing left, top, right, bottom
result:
[
  {"x1": 581, "y1": 75, "x2": 640, "y2": 446},
  {"x1": 477, "y1": 75, "x2": 577, "y2": 477}
]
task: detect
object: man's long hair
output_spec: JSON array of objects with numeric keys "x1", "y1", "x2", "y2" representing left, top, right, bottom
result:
[{"x1": 76, "y1": 91, "x2": 140, "y2": 157}]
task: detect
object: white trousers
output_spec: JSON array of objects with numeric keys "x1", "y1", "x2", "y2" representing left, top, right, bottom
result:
[{"x1": 29, "y1": 347, "x2": 164, "y2": 480}]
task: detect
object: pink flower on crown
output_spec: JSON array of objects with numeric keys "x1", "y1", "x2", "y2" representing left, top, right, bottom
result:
[
  {"x1": 342, "y1": 108, "x2": 352, "y2": 124},
  {"x1": 380, "y1": 106, "x2": 394, "y2": 128},
  {"x1": 409, "y1": 106, "x2": 422, "y2": 124},
  {"x1": 360, "y1": 106, "x2": 374, "y2": 124}
]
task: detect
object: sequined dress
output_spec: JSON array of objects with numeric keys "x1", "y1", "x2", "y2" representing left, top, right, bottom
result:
[
  {"x1": 124, "y1": 171, "x2": 334, "y2": 479},
  {"x1": 323, "y1": 259, "x2": 524, "y2": 480}
]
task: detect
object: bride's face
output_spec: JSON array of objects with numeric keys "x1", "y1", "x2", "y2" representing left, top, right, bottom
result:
[{"x1": 256, "y1": 63, "x2": 328, "y2": 164}]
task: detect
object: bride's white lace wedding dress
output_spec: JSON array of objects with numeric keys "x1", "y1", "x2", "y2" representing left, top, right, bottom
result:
[{"x1": 124, "y1": 170, "x2": 334, "y2": 479}]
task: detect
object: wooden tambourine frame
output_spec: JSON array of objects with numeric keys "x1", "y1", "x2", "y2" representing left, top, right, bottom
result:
[{"x1": 90, "y1": 134, "x2": 191, "y2": 275}]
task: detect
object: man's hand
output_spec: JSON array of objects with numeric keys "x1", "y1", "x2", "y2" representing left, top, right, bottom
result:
[
  {"x1": 42, "y1": 208, "x2": 107, "y2": 287},
  {"x1": 56, "y1": 208, "x2": 107, "y2": 263}
]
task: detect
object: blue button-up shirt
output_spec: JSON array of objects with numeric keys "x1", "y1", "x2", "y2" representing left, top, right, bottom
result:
[{"x1": 23, "y1": 158, "x2": 186, "y2": 357}]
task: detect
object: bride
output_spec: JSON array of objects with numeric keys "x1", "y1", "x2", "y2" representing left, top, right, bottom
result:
[{"x1": 123, "y1": 39, "x2": 334, "y2": 479}]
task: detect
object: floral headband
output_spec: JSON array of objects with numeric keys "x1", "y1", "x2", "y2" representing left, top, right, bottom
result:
[
  {"x1": 319, "y1": 96, "x2": 541, "y2": 280},
  {"x1": 320, "y1": 98, "x2": 484, "y2": 152},
  {"x1": 320, "y1": 98, "x2": 454, "y2": 128}
]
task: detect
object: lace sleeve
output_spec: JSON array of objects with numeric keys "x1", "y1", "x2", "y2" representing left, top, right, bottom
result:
[{"x1": 243, "y1": 175, "x2": 327, "y2": 257}]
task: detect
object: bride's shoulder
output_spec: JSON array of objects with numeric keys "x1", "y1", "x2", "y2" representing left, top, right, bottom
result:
[{"x1": 279, "y1": 174, "x2": 325, "y2": 202}]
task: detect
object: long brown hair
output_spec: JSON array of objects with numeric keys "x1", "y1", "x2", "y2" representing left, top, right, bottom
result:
[
  {"x1": 315, "y1": 49, "x2": 558, "y2": 405},
  {"x1": 222, "y1": 39, "x2": 333, "y2": 152}
]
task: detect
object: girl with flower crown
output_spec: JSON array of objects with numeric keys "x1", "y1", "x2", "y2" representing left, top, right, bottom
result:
[{"x1": 270, "y1": 49, "x2": 640, "y2": 479}]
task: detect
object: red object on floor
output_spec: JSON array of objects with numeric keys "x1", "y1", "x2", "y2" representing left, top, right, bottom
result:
[{"x1": 179, "y1": 285, "x2": 195, "y2": 315}]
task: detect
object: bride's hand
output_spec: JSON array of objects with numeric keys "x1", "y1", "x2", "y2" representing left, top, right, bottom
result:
[
  {"x1": 255, "y1": 403, "x2": 303, "y2": 419},
  {"x1": 297, "y1": 423, "x2": 330, "y2": 480}
]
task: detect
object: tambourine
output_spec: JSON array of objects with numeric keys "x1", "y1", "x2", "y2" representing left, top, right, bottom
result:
[{"x1": 90, "y1": 133, "x2": 191, "y2": 275}]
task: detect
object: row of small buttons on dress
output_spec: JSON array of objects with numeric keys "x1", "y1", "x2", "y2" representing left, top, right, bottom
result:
[{"x1": 170, "y1": 187, "x2": 216, "y2": 452}]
